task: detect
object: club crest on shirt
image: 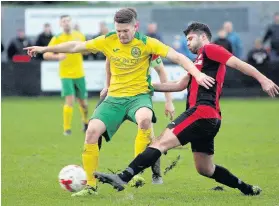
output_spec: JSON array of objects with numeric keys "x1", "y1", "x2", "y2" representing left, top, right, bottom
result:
[
  {"x1": 131, "y1": 47, "x2": 141, "y2": 58},
  {"x1": 194, "y1": 54, "x2": 203, "y2": 65},
  {"x1": 197, "y1": 54, "x2": 203, "y2": 60}
]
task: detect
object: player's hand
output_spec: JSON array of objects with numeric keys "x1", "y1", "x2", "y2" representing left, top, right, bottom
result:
[
  {"x1": 57, "y1": 53, "x2": 66, "y2": 61},
  {"x1": 100, "y1": 87, "x2": 108, "y2": 98},
  {"x1": 260, "y1": 78, "x2": 279, "y2": 97},
  {"x1": 165, "y1": 101, "x2": 175, "y2": 121},
  {"x1": 23, "y1": 46, "x2": 46, "y2": 58},
  {"x1": 196, "y1": 73, "x2": 215, "y2": 89}
]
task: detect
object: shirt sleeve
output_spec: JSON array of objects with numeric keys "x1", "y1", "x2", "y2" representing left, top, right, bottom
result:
[
  {"x1": 85, "y1": 35, "x2": 106, "y2": 53},
  {"x1": 147, "y1": 37, "x2": 169, "y2": 58},
  {"x1": 204, "y1": 44, "x2": 233, "y2": 64}
]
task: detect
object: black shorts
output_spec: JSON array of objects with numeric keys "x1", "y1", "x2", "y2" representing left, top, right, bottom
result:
[{"x1": 167, "y1": 105, "x2": 221, "y2": 155}]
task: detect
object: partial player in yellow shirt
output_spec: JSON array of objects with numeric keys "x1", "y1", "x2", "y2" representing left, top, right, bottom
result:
[
  {"x1": 24, "y1": 8, "x2": 215, "y2": 197},
  {"x1": 97, "y1": 55, "x2": 174, "y2": 187},
  {"x1": 43, "y1": 15, "x2": 89, "y2": 136}
]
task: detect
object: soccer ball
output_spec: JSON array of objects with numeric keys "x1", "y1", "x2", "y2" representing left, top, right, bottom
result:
[{"x1": 58, "y1": 165, "x2": 87, "y2": 192}]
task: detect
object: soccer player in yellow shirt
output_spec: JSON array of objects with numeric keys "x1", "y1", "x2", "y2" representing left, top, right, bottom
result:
[
  {"x1": 97, "y1": 8, "x2": 174, "y2": 186},
  {"x1": 24, "y1": 8, "x2": 215, "y2": 197},
  {"x1": 43, "y1": 15, "x2": 89, "y2": 136}
]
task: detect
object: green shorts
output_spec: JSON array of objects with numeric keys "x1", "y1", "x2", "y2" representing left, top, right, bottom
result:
[
  {"x1": 61, "y1": 77, "x2": 88, "y2": 99},
  {"x1": 91, "y1": 93, "x2": 156, "y2": 142}
]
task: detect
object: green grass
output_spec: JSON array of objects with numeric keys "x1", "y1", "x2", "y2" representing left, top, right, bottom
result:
[{"x1": 2, "y1": 97, "x2": 279, "y2": 206}]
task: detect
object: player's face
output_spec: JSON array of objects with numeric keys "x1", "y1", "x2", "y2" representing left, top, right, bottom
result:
[
  {"x1": 60, "y1": 17, "x2": 72, "y2": 33},
  {"x1": 115, "y1": 22, "x2": 136, "y2": 44},
  {"x1": 186, "y1": 32, "x2": 202, "y2": 54}
]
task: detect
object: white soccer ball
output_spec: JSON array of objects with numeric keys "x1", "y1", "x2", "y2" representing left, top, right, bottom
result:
[{"x1": 58, "y1": 165, "x2": 87, "y2": 192}]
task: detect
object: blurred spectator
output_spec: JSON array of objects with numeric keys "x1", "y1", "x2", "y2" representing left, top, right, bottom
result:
[
  {"x1": 172, "y1": 35, "x2": 196, "y2": 61},
  {"x1": 223, "y1": 21, "x2": 243, "y2": 58},
  {"x1": 247, "y1": 39, "x2": 270, "y2": 67},
  {"x1": 146, "y1": 22, "x2": 163, "y2": 42},
  {"x1": 172, "y1": 35, "x2": 181, "y2": 51},
  {"x1": 262, "y1": 12, "x2": 279, "y2": 61},
  {"x1": 7, "y1": 29, "x2": 32, "y2": 60},
  {"x1": 213, "y1": 29, "x2": 232, "y2": 53},
  {"x1": 93, "y1": 22, "x2": 109, "y2": 38},
  {"x1": 86, "y1": 22, "x2": 109, "y2": 60},
  {"x1": 74, "y1": 23, "x2": 80, "y2": 32},
  {"x1": 1, "y1": 43, "x2": 4, "y2": 53},
  {"x1": 35, "y1": 23, "x2": 53, "y2": 60}
]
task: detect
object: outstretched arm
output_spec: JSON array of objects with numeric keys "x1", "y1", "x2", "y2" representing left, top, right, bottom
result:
[
  {"x1": 203, "y1": 43, "x2": 279, "y2": 98},
  {"x1": 153, "y1": 74, "x2": 190, "y2": 92},
  {"x1": 226, "y1": 56, "x2": 279, "y2": 97},
  {"x1": 24, "y1": 41, "x2": 88, "y2": 57}
]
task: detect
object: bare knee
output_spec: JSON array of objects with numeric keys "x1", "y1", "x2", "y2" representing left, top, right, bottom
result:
[
  {"x1": 150, "y1": 129, "x2": 181, "y2": 153},
  {"x1": 85, "y1": 121, "x2": 105, "y2": 144},
  {"x1": 85, "y1": 128, "x2": 100, "y2": 144},
  {"x1": 138, "y1": 118, "x2": 152, "y2": 130},
  {"x1": 195, "y1": 164, "x2": 215, "y2": 177},
  {"x1": 65, "y1": 96, "x2": 75, "y2": 107},
  {"x1": 135, "y1": 108, "x2": 153, "y2": 130}
]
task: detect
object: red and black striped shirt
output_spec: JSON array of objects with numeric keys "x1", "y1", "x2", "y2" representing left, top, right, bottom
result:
[{"x1": 186, "y1": 44, "x2": 233, "y2": 115}]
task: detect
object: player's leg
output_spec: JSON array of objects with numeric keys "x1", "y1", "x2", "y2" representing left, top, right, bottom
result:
[
  {"x1": 126, "y1": 95, "x2": 155, "y2": 157},
  {"x1": 82, "y1": 119, "x2": 106, "y2": 191},
  {"x1": 77, "y1": 98, "x2": 89, "y2": 132},
  {"x1": 94, "y1": 128, "x2": 181, "y2": 191},
  {"x1": 95, "y1": 95, "x2": 106, "y2": 150},
  {"x1": 127, "y1": 94, "x2": 162, "y2": 185},
  {"x1": 74, "y1": 77, "x2": 89, "y2": 132},
  {"x1": 134, "y1": 107, "x2": 153, "y2": 158},
  {"x1": 120, "y1": 128, "x2": 181, "y2": 182},
  {"x1": 192, "y1": 131, "x2": 261, "y2": 195},
  {"x1": 72, "y1": 118, "x2": 106, "y2": 197},
  {"x1": 72, "y1": 97, "x2": 126, "y2": 196},
  {"x1": 193, "y1": 152, "x2": 262, "y2": 195},
  {"x1": 149, "y1": 123, "x2": 163, "y2": 184},
  {"x1": 61, "y1": 78, "x2": 75, "y2": 135},
  {"x1": 129, "y1": 106, "x2": 153, "y2": 187}
]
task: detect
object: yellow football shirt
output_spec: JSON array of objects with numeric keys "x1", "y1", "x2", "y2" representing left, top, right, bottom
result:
[
  {"x1": 85, "y1": 32, "x2": 170, "y2": 97},
  {"x1": 48, "y1": 31, "x2": 86, "y2": 78}
]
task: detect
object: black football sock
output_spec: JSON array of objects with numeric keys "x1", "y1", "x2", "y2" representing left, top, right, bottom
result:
[
  {"x1": 210, "y1": 165, "x2": 252, "y2": 194},
  {"x1": 118, "y1": 147, "x2": 162, "y2": 182},
  {"x1": 98, "y1": 137, "x2": 103, "y2": 150}
]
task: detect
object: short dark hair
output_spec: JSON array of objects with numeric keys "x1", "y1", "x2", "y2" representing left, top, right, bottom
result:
[
  {"x1": 114, "y1": 8, "x2": 136, "y2": 24},
  {"x1": 127, "y1": 7, "x2": 138, "y2": 19},
  {"x1": 60, "y1": 15, "x2": 70, "y2": 19},
  {"x1": 183, "y1": 22, "x2": 212, "y2": 40}
]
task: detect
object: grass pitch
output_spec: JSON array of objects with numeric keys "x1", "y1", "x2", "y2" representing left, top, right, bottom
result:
[{"x1": 2, "y1": 97, "x2": 279, "y2": 206}]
